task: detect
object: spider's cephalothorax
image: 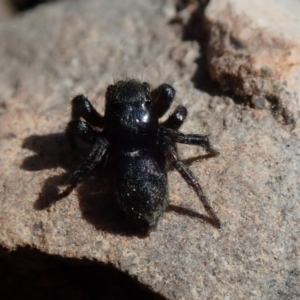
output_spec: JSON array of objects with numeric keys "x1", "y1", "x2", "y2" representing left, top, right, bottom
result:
[{"x1": 64, "y1": 79, "x2": 221, "y2": 230}]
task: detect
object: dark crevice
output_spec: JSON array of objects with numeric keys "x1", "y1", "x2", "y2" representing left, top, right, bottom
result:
[
  {"x1": 173, "y1": 0, "x2": 295, "y2": 128},
  {"x1": 171, "y1": 0, "x2": 224, "y2": 97},
  {"x1": 0, "y1": 245, "x2": 165, "y2": 300},
  {"x1": 181, "y1": 1, "x2": 228, "y2": 98}
]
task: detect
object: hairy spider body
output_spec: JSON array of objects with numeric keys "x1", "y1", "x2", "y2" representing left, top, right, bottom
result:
[
  {"x1": 64, "y1": 79, "x2": 220, "y2": 230},
  {"x1": 115, "y1": 150, "x2": 168, "y2": 228}
]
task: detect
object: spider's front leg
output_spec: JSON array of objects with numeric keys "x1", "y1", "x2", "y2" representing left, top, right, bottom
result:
[
  {"x1": 60, "y1": 137, "x2": 109, "y2": 197},
  {"x1": 71, "y1": 94, "x2": 104, "y2": 127},
  {"x1": 66, "y1": 95, "x2": 104, "y2": 147},
  {"x1": 161, "y1": 105, "x2": 187, "y2": 130},
  {"x1": 159, "y1": 140, "x2": 221, "y2": 228},
  {"x1": 151, "y1": 84, "x2": 176, "y2": 118},
  {"x1": 66, "y1": 120, "x2": 101, "y2": 147}
]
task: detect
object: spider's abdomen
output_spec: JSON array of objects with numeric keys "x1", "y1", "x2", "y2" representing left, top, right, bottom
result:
[{"x1": 114, "y1": 149, "x2": 167, "y2": 229}]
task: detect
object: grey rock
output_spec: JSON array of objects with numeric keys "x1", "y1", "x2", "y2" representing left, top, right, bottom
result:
[
  {"x1": 0, "y1": 0, "x2": 299, "y2": 299},
  {"x1": 205, "y1": 0, "x2": 300, "y2": 128}
]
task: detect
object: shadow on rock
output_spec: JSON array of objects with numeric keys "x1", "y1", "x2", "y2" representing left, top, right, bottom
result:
[
  {"x1": 8, "y1": 0, "x2": 56, "y2": 12},
  {"x1": 0, "y1": 246, "x2": 166, "y2": 299},
  {"x1": 21, "y1": 134, "x2": 151, "y2": 237},
  {"x1": 21, "y1": 133, "x2": 218, "y2": 236},
  {"x1": 167, "y1": 205, "x2": 219, "y2": 228}
]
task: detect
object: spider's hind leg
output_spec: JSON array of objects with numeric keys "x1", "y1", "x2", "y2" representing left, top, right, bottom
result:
[{"x1": 160, "y1": 141, "x2": 221, "y2": 228}]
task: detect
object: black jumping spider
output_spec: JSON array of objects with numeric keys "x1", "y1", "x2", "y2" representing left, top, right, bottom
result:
[{"x1": 63, "y1": 79, "x2": 220, "y2": 230}]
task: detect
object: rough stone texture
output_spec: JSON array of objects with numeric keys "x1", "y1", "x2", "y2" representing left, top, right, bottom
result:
[
  {"x1": 205, "y1": 0, "x2": 300, "y2": 127},
  {"x1": 0, "y1": 0, "x2": 299, "y2": 299}
]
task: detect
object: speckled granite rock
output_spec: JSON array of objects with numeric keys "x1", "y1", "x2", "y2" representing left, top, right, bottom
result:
[
  {"x1": 0, "y1": 0, "x2": 299, "y2": 299},
  {"x1": 205, "y1": 0, "x2": 300, "y2": 128}
]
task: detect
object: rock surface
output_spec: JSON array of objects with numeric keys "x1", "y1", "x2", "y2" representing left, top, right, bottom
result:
[
  {"x1": 0, "y1": 0, "x2": 299, "y2": 299},
  {"x1": 205, "y1": 0, "x2": 300, "y2": 128},
  {"x1": 0, "y1": 0, "x2": 14, "y2": 20}
]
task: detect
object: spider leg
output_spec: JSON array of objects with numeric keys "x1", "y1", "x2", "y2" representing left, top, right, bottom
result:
[
  {"x1": 71, "y1": 94, "x2": 104, "y2": 127},
  {"x1": 160, "y1": 105, "x2": 187, "y2": 130},
  {"x1": 66, "y1": 120, "x2": 101, "y2": 147},
  {"x1": 160, "y1": 141, "x2": 221, "y2": 228},
  {"x1": 159, "y1": 127, "x2": 219, "y2": 156},
  {"x1": 151, "y1": 84, "x2": 176, "y2": 118},
  {"x1": 60, "y1": 137, "x2": 109, "y2": 196}
]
